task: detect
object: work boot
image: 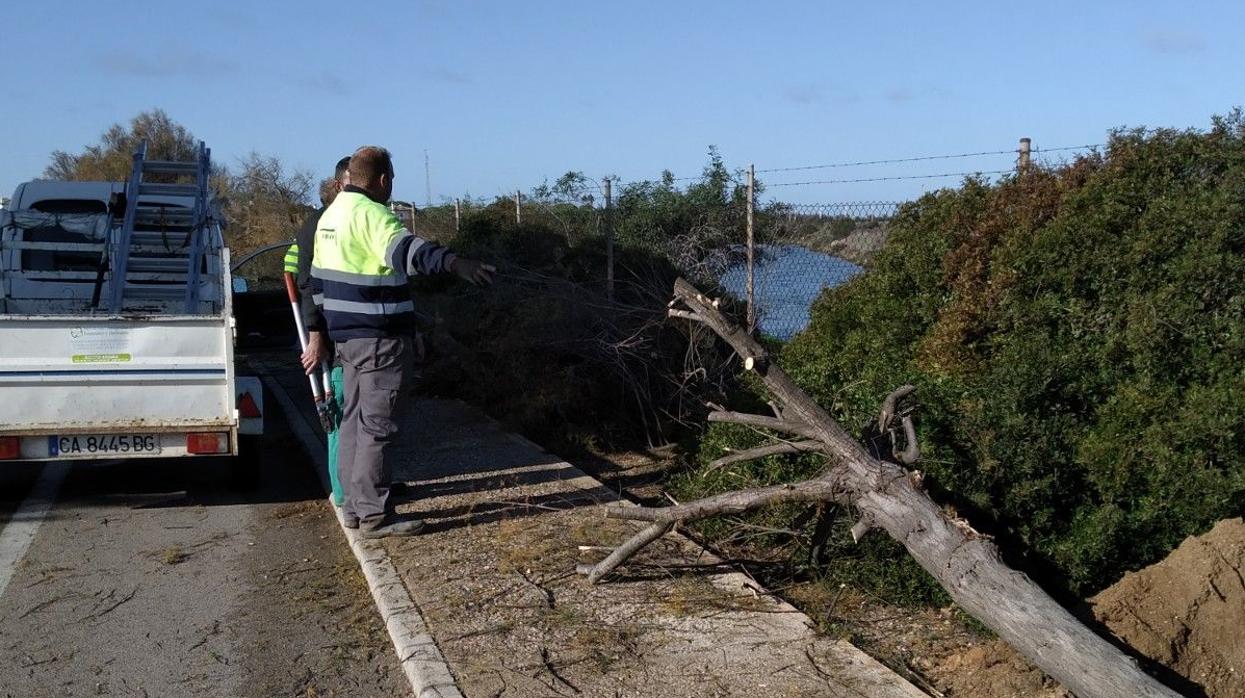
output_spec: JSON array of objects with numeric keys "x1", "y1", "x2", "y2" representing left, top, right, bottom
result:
[{"x1": 359, "y1": 514, "x2": 426, "y2": 539}]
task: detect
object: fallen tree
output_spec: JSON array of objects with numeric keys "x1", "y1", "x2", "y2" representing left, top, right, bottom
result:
[{"x1": 579, "y1": 278, "x2": 1178, "y2": 698}]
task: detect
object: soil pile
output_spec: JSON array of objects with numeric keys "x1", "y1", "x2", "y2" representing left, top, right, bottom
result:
[
  {"x1": 924, "y1": 518, "x2": 1244, "y2": 697},
  {"x1": 1089, "y1": 517, "x2": 1245, "y2": 697},
  {"x1": 927, "y1": 639, "x2": 1066, "y2": 697}
]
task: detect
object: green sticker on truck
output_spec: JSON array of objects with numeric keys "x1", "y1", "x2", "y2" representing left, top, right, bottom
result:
[{"x1": 71, "y1": 353, "x2": 133, "y2": 363}]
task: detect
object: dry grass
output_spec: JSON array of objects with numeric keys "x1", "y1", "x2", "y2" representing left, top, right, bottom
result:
[
  {"x1": 570, "y1": 622, "x2": 644, "y2": 672},
  {"x1": 162, "y1": 546, "x2": 187, "y2": 565},
  {"x1": 495, "y1": 517, "x2": 574, "y2": 574}
]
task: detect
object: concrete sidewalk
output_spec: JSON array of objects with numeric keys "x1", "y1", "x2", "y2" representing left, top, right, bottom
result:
[{"x1": 258, "y1": 354, "x2": 925, "y2": 697}]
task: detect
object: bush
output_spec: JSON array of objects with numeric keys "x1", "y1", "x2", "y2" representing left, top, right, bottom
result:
[
  {"x1": 688, "y1": 112, "x2": 1245, "y2": 599},
  {"x1": 407, "y1": 152, "x2": 756, "y2": 451}
]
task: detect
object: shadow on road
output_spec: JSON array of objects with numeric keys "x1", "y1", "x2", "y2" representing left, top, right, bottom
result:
[{"x1": 4, "y1": 398, "x2": 324, "y2": 520}]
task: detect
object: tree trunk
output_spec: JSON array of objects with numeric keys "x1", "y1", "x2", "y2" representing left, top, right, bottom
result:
[{"x1": 581, "y1": 278, "x2": 1178, "y2": 698}]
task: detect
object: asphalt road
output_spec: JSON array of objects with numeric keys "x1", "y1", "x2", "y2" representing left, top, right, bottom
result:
[{"x1": 0, "y1": 402, "x2": 408, "y2": 697}]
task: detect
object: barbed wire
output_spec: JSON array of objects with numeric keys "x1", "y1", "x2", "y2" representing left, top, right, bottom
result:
[
  {"x1": 756, "y1": 149, "x2": 1016, "y2": 174},
  {"x1": 1031, "y1": 143, "x2": 1104, "y2": 153},
  {"x1": 766, "y1": 170, "x2": 1013, "y2": 188},
  {"x1": 418, "y1": 143, "x2": 1107, "y2": 203},
  {"x1": 621, "y1": 143, "x2": 1106, "y2": 186}
]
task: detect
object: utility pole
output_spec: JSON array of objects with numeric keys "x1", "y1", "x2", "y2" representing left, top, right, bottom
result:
[
  {"x1": 424, "y1": 150, "x2": 432, "y2": 208},
  {"x1": 745, "y1": 163, "x2": 756, "y2": 334},
  {"x1": 1018, "y1": 138, "x2": 1032, "y2": 171},
  {"x1": 604, "y1": 177, "x2": 614, "y2": 303}
]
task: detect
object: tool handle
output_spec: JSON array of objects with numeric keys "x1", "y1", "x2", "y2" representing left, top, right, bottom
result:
[
  {"x1": 282, "y1": 270, "x2": 301, "y2": 305},
  {"x1": 284, "y1": 272, "x2": 325, "y2": 402},
  {"x1": 320, "y1": 360, "x2": 333, "y2": 398}
]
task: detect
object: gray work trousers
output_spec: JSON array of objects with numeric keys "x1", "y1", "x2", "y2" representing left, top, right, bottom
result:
[{"x1": 335, "y1": 336, "x2": 413, "y2": 525}]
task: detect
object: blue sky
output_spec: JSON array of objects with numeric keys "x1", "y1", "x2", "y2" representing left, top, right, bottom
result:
[{"x1": 1, "y1": 1, "x2": 1241, "y2": 205}]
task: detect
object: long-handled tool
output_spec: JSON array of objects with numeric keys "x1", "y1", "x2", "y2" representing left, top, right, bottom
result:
[{"x1": 283, "y1": 271, "x2": 336, "y2": 433}]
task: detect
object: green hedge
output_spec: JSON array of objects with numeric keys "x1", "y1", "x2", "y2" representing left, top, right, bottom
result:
[{"x1": 690, "y1": 113, "x2": 1245, "y2": 599}]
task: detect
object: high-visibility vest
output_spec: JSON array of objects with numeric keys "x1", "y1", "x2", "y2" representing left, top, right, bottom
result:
[
  {"x1": 283, "y1": 243, "x2": 300, "y2": 274},
  {"x1": 310, "y1": 190, "x2": 454, "y2": 341}
]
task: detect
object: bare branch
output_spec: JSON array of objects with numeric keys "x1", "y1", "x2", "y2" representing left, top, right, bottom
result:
[
  {"x1": 894, "y1": 415, "x2": 920, "y2": 465},
  {"x1": 667, "y1": 309, "x2": 702, "y2": 322},
  {"x1": 707, "y1": 440, "x2": 823, "y2": 471},
  {"x1": 876, "y1": 384, "x2": 917, "y2": 431},
  {"x1": 707, "y1": 411, "x2": 822, "y2": 441},
  {"x1": 580, "y1": 521, "x2": 672, "y2": 583},
  {"x1": 850, "y1": 516, "x2": 873, "y2": 543},
  {"x1": 602, "y1": 481, "x2": 842, "y2": 525}
]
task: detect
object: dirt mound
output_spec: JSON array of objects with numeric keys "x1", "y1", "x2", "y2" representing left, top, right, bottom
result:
[
  {"x1": 930, "y1": 640, "x2": 1069, "y2": 698},
  {"x1": 1089, "y1": 517, "x2": 1245, "y2": 697},
  {"x1": 923, "y1": 519, "x2": 1245, "y2": 697}
]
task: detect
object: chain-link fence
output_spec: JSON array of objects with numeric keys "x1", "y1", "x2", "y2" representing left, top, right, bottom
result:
[
  {"x1": 718, "y1": 201, "x2": 901, "y2": 340},
  {"x1": 396, "y1": 191, "x2": 902, "y2": 341},
  {"x1": 398, "y1": 194, "x2": 607, "y2": 246}
]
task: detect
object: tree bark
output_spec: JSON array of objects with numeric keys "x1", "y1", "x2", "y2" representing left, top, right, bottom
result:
[{"x1": 581, "y1": 278, "x2": 1178, "y2": 698}]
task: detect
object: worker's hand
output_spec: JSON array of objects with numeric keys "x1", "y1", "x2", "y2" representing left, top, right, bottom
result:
[
  {"x1": 451, "y1": 257, "x2": 496, "y2": 287},
  {"x1": 302, "y1": 331, "x2": 326, "y2": 375}
]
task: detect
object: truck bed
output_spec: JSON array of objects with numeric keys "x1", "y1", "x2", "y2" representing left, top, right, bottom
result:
[{"x1": 0, "y1": 314, "x2": 239, "y2": 460}]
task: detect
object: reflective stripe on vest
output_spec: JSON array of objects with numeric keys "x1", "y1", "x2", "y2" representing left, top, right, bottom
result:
[{"x1": 322, "y1": 298, "x2": 416, "y2": 315}]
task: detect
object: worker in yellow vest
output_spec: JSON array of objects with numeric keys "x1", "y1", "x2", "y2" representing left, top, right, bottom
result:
[
  {"x1": 311, "y1": 145, "x2": 494, "y2": 537},
  {"x1": 287, "y1": 158, "x2": 351, "y2": 505}
]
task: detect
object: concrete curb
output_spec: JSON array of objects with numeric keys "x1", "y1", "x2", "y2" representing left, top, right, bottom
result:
[{"x1": 261, "y1": 374, "x2": 463, "y2": 698}]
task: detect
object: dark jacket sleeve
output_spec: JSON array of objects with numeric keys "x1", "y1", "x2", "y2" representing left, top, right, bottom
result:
[
  {"x1": 386, "y1": 233, "x2": 456, "y2": 277},
  {"x1": 295, "y1": 208, "x2": 327, "y2": 333}
]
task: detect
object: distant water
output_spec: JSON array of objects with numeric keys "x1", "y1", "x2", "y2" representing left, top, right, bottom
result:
[{"x1": 719, "y1": 245, "x2": 862, "y2": 340}]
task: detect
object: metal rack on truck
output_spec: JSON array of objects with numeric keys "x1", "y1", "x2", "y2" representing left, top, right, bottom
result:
[{"x1": 0, "y1": 141, "x2": 263, "y2": 478}]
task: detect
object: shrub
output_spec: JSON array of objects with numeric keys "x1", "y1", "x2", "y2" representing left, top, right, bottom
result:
[{"x1": 688, "y1": 112, "x2": 1245, "y2": 599}]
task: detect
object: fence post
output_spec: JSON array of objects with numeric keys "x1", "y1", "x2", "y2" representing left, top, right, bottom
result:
[
  {"x1": 454, "y1": 198, "x2": 461, "y2": 233},
  {"x1": 745, "y1": 163, "x2": 756, "y2": 334},
  {"x1": 515, "y1": 190, "x2": 522, "y2": 225},
  {"x1": 604, "y1": 177, "x2": 614, "y2": 303},
  {"x1": 1018, "y1": 137, "x2": 1032, "y2": 171}
]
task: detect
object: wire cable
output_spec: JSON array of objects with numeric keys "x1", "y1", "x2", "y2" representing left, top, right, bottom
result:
[
  {"x1": 766, "y1": 169, "x2": 1013, "y2": 187},
  {"x1": 756, "y1": 149, "x2": 1017, "y2": 174},
  {"x1": 588, "y1": 144, "x2": 1105, "y2": 189}
]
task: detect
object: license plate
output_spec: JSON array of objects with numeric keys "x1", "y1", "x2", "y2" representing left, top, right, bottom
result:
[{"x1": 50, "y1": 434, "x2": 161, "y2": 457}]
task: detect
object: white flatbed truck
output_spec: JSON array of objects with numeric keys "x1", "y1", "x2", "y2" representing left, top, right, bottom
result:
[{"x1": 0, "y1": 142, "x2": 263, "y2": 480}]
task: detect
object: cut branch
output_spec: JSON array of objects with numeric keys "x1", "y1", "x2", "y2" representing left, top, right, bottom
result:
[
  {"x1": 604, "y1": 481, "x2": 842, "y2": 524},
  {"x1": 707, "y1": 440, "x2": 823, "y2": 471},
  {"x1": 579, "y1": 521, "x2": 671, "y2": 583},
  {"x1": 706, "y1": 411, "x2": 822, "y2": 441},
  {"x1": 666, "y1": 309, "x2": 702, "y2": 322},
  {"x1": 589, "y1": 481, "x2": 841, "y2": 583},
  {"x1": 850, "y1": 516, "x2": 873, "y2": 543},
  {"x1": 578, "y1": 278, "x2": 1178, "y2": 698},
  {"x1": 894, "y1": 415, "x2": 919, "y2": 465},
  {"x1": 877, "y1": 384, "x2": 916, "y2": 430}
]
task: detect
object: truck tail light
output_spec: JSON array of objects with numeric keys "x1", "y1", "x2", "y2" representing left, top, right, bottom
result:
[
  {"x1": 0, "y1": 437, "x2": 18, "y2": 460},
  {"x1": 187, "y1": 432, "x2": 229, "y2": 455}
]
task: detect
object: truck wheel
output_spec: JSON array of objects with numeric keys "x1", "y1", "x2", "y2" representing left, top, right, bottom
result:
[{"x1": 229, "y1": 434, "x2": 263, "y2": 491}]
